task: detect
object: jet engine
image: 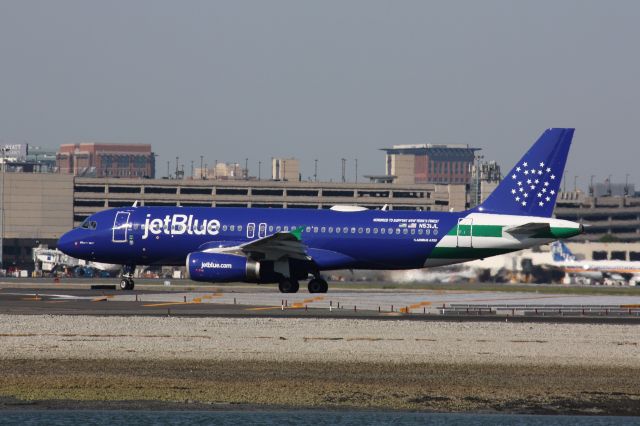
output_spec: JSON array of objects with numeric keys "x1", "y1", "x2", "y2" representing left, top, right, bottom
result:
[{"x1": 186, "y1": 252, "x2": 260, "y2": 282}]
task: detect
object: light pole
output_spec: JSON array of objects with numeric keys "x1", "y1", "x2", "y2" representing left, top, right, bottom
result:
[
  {"x1": 574, "y1": 175, "x2": 578, "y2": 192},
  {"x1": 258, "y1": 161, "x2": 262, "y2": 181},
  {"x1": 314, "y1": 159, "x2": 318, "y2": 182},
  {"x1": 0, "y1": 147, "x2": 7, "y2": 270},
  {"x1": 475, "y1": 154, "x2": 484, "y2": 207},
  {"x1": 355, "y1": 159, "x2": 358, "y2": 183},
  {"x1": 200, "y1": 155, "x2": 204, "y2": 179},
  {"x1": 625, "y1": 174, "x2": 630, "y2": 196},
  {"x1": 590, "y1": 175, "x2": 595, "y2": 196}
]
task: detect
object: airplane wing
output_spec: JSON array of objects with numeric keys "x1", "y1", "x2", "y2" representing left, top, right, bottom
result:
[
  {"x1": 503, "y1": 222, "x2": 551, "y2": 236},
  {"x1": 201, "y1": 228, "x2": 309, "y2": 262},
  {"x1": 239, "y1": 230, "x2": 309, "y2": 261}
]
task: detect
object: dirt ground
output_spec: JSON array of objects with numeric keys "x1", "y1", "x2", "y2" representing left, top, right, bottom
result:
[{"x1": 1, "y1": 358, "x2": 639, "y2": 415}]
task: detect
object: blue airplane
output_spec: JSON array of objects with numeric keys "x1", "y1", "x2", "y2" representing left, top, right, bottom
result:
[{"x1": 58, "y1": 128, "x2": 583, "y2": 293}]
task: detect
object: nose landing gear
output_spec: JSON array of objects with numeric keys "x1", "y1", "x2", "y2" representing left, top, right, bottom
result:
[
  {"x1": 119, "y1": 278, "x2": 135, "y2": 290},
  {"x1": 119, "y1": 264, "x2": 136, "y2": 291}
]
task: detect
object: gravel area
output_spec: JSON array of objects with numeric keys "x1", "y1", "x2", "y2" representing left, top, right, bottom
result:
[
  {"x1": 1, "y1": 314, "x2": 639, "y2": 413},
  {"x1": 1, "y1": 314, "x2": 638, "y2": 366}
]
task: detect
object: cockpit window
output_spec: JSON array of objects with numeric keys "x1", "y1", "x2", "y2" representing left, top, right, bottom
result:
[{"x1": 80, "y1": 218, "x2": 98, "y2": 230}]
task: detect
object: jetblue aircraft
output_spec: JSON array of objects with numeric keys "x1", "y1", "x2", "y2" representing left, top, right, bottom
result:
[{"x1": 58, "y1": 128, "x2": 583, "y2": 293}]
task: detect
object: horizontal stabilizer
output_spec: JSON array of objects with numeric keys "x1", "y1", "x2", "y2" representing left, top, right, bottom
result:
[{"x1": 504, "y1": 222, "x2": 550, "y2": 235}]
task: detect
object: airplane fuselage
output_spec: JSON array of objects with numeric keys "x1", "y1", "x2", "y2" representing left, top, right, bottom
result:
[{"x1": 58, "y1": 206, "x2": 581, "y2": 271}]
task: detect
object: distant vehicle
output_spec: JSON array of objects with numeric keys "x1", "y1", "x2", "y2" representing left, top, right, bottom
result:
[
  {"x1": 58, "y1": 128, "x2": 583, "y2": 292},
  {"x1": 550, "y1": 241, "x2": 640, "y2": 285},
  {"x1": 32, "y1": 247, "x2": 120, "y2": 276}
]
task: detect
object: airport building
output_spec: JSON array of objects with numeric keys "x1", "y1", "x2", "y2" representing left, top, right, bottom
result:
[
  {"x1": 194, "y1": 162, "x2": 248, "y2": 180},
  {"x1": 380, "y1": 144, "x2": 479, "y2": 185},
  {"x1": 555, "y1": 191, "x2": 640, "y2": 242},
  {"x1": 0, "y1": 172, "x2": 468, "y2": 267},
  {"x1": 56, "y1": 143, "x2": 155, "y2": 178},
  {"x1": 272, "y1": 158, "x2": 300, "y2": 181}
]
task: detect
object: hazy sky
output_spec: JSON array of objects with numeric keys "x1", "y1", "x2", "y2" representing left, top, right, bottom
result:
[{"x1": 1, "y1": 1, "x2": 638, "y2": 188}]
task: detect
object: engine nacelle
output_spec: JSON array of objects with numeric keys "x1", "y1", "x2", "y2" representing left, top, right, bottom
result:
[{"x1": 186, "y1": 252, "x2": 260, "y2": 283}]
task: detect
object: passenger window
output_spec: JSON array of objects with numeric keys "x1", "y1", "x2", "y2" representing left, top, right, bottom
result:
[
  {"x1": 350, "y1": 227, "x2": 356, "y2": 234},
  {"x1": 284, "y1": 226, "x2": 289, "y2": 231},
  {"x1": 433, "y1": 229, "x2": 439, "y2": 236},
  {"x1": 373, "y1": 228, "x2": 378, "y2": 234},
  {"x1": 395, "y1": 229, "x2": 401, "y2": 235},
  {"x1": 329, "y1": 227, "x2": 334, "y2": 233},
  {"x1": 223, "y1": 225, "x2": 228, "y2": 231},
  {"x1": 343, "y1": 227, "x2": 348, "y2": 233},
  {"x1": 321, "y1": 227, "x2": 326, "y2": 233},
  {"x1": 358, "y1": 228, "x2": 363, "y2": 234},
  {"x1": 403, "y1": 229, "x2": 408, "y2": 234},
  {"x1": 238, "y1": 225, "x2": 243, "y2": 232},
  {"x1": 381, "y1": 228, "x2": 386, "y2": 234},
  {"x1": 336, "y1": 227, "x2": 341, "y2": 233},
  {"x1": 313, "y1": 227, "x2": 318, "y2": 233},
  {"x1": 388, "y1": 228, "x2": 393, "y2": 234},
  {"x1": 269, "y1": 226, "x2": 274, "y2": 232},
  {"x1": 411, "y1": 229, "x2": 415, "y2": 235},
  {"x1": 230, "y1": 225, "x2": 235, "y2": 232},
  {"x1": 365, "y1": 228, "x2": 370, "y2": 234},
  {"x1": 306, "y1": 226, "x2": 311, "y2": 233},
  {"x1": 276, "y1": 226, "x2": 282, "y2": 232},
  {"x1": 425, "y1": 229, "x2": 430, "y2": 235}
]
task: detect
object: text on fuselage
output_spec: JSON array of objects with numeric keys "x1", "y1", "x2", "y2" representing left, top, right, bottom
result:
[{"x1": 142, "y1": 214, "x2": 220, "y2": 239}]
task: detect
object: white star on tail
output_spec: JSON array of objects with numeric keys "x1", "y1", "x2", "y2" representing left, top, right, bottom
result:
[{"x1": 509, "y1": 158, "x2": 558, "y2": 209}]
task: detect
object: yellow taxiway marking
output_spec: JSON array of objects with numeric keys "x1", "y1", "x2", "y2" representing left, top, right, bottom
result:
[
  {"x1": 248, "y1": 296, "x2": 326, "y2": 311},
  {"x1": 21, "y1": 297, "x2": 42, "y2": 301},
  {"x1": 202, "y1": 293, "x2": 222, "y2": 300},
  {"x1": 142, "y1": 301, "x2": 201, "y2": 307},
  {"x1": 291, "y1": 296, "x2": 325, "y2": 308}
]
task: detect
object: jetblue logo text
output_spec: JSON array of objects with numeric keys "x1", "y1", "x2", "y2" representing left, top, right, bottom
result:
[
  {"x1": 200, "y1": 262, "x2": 232, "y2": 269},
  {"x1": 142, "y1": 214, "x2": 220, "y2": 239}
]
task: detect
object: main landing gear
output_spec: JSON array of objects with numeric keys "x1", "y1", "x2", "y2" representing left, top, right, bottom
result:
[
  {"x1": 277, "y1": 276, "x2": 328, "y2": 293},
  {"x1": 278, "y1": 277, "x2": 299, "y2": 293},
  {"x1": 119, "y1": 264, "x2": 136, "y2": 291},
  {"x1": 307, "y1": 277, "x2": 328, "y2": 293}
]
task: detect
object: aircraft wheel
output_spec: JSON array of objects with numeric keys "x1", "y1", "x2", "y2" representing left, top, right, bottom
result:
[
  {"x1": 308, "y1": 279, "x2": 323, "y2": 293},
  {"x1": 278, "y1": 278, "x2": 299, "y2": 293},
  {"x1": 318, "y1": 279, "x2": 328, "y2": 293},
  {"x1": 120, "y1": 278, "x2": 135, "y2": 291}
]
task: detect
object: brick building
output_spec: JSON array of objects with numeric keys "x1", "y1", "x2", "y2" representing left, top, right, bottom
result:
[
  {"x1": 381, "y1": 144, "x2": 479, "y2": 185},
  {"x1": 56, "y1": 143, "x2": 155, "y2": 178}
]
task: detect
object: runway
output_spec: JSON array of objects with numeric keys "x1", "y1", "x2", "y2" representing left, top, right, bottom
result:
[{"x1": 2, "y1": 281, "x2": 640, "y2": 322}]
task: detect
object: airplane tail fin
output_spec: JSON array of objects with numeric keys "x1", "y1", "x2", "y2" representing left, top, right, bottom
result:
[
  {"x1": 550, "y1": 241, "x2": 576, "y2": 262},
  {"x1": 476, "y1": 128, "x2": 574, "y2": 217}
]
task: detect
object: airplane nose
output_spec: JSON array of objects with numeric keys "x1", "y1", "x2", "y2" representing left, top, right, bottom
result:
[{"x1": 57, "y1": 231, "x2": 77, "y2": 256}]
